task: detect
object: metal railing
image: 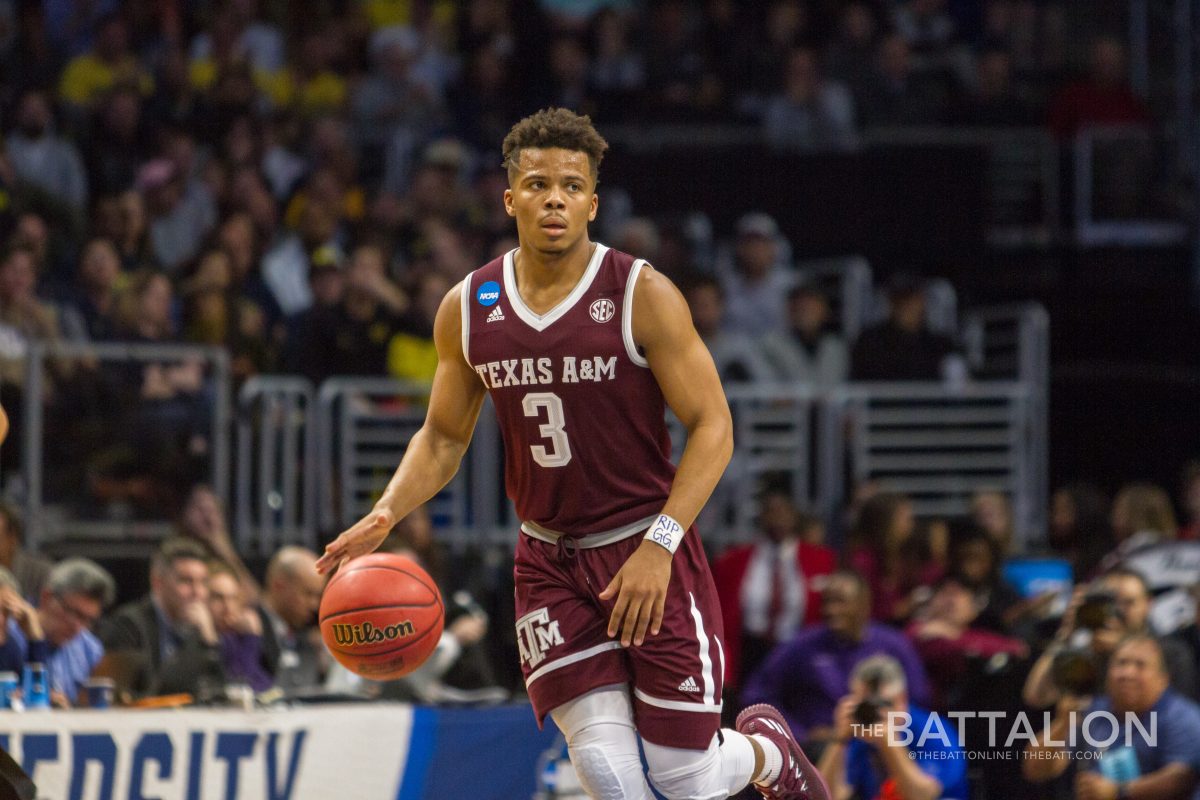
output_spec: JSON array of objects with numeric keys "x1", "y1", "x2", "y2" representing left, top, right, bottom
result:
[
  {"x1": 235, "y1": 376, "x2": 317, "y2": 555},
  {"x1": 817, "y1": 382, "x2": 1042, "y2": 549},
  {"x1": 16, "y1": 341, "x2": 231, "y2": 554}
]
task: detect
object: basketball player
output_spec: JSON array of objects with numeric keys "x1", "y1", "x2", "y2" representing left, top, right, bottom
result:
[{"x1": 316, "y1": 108, "x2": 828, "y2": 800}]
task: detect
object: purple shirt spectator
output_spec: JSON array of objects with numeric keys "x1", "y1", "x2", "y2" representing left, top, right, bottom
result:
[
  {"x1": 218, "y1": 631, "x2": 273, "y2": 693},
  {"x1": 742, "y1": 621, "x2": 930, "y2": 741}
]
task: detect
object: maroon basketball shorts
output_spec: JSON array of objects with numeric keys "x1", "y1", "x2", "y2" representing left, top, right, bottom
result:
[{"x1": 514, "y1": 527, "x2": 725, "y2": 750}]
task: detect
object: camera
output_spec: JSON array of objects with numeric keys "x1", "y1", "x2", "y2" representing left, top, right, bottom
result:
[
  {"x1": 1075, "y1": 590, "x2": 1119, "y2": 631},
  {"x1": 853, "y1": 696, "x2": 891, "y2": 726},
  {"x1": 1050, "y1": 648, "x2": 1102, "y2": 696}
]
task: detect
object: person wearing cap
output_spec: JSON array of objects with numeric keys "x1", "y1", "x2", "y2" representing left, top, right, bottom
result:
[
  {"x1": 760, "y1": 280, "x2": 848, "y2": 387},
  {"x1": 850, "y1": 273, "x2": 965, "y2": 382},
  {"x1": 720, "y1": 212, "x2": 796, "y2": 338}
]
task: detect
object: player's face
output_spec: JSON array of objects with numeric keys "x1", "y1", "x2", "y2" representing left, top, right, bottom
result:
[{"x1": 504, "y1": 148, "x2": 598, "y2": 258}]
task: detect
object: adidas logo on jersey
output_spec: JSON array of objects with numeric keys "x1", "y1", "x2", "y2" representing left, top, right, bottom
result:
[
  {"x1": 486, "y1": 306, "x2": 505, "y2": 323},
  {"x1": 678, "y1": 676, "x2": 700, "y2": 693}
]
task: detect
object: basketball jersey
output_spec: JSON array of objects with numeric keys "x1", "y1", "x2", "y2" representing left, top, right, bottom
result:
[{"x1": 462, "y1": 244, "x2": 675, "y2": 540}]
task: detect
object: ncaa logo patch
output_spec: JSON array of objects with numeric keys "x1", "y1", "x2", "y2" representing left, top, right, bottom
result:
[
  {"x1": 476, "y1": 281, "x2": 501, "y2": 307},
  {"x1": 589, "y1": 298, "x2": 615, "y2": 323}
]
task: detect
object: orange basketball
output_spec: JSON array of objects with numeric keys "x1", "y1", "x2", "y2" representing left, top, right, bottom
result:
[{"x1": 319, "y1": 553, "x2": 444, "y2": 680}]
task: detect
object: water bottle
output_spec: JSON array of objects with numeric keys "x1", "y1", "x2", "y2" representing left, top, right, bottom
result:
[
  {"x1": 22, "y1": 663, "x2": 50, "y2": 710},
  {"x1": 0, "y1": 671, "x2": 18, "y2": 709},
  {"x1": 1098, "y1": 746, "x2": 1140, "y2": 783}
]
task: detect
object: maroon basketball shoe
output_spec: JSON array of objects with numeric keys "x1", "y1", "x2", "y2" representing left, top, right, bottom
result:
[{"x1": 736, "y1": 704, "x2": 831, "y2": 800}]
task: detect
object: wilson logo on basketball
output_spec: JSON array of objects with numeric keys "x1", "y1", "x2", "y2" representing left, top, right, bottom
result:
[
  {"x1": 589, "y1": 299, "x2": 615, "y2": 323},
  {"x1": 331, "y1": 620, "x2": 416, "y2": 647}
]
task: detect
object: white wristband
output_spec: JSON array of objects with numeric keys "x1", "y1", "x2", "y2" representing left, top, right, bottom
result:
[{"x1": 644, "y1": 514, "x2": 685, "y2": 555}]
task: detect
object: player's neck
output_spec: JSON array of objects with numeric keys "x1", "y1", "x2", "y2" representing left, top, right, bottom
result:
[{"x1": 514, "y1": 237, "x2": 595, "y2": 295}]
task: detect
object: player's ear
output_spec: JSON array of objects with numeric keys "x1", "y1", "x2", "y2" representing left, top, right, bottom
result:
[
  {"x1": 588, "y1": 192, "x2": 598, "y2": 222},
  {"x1": 503, "y1": 189, "x2": 515, "y2": 217}
]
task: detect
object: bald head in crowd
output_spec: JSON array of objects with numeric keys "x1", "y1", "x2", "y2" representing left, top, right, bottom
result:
[{"x1": 263, "y1": 547, "x2": 324, "y2": 632}]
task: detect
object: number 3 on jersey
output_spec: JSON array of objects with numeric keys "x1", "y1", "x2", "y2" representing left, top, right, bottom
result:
[{"x1": 522, "y1": 392, "x2": 572, "y2": 468}]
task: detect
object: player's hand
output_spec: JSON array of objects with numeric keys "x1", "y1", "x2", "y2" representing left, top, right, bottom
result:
[
  {"x1": 315, "y1": 506, "x2": 396, "y2": 575},
  {"x1": 1075, "y1": 771, "x2": 1118, "y2": 800},
  {"x1": 599, "y1": 540, "x2": 672, "y2": 647}
]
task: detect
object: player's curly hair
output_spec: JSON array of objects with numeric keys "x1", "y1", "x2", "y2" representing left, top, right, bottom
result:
[{"x1": 502, "y1": 107, "x2": 609, "y2": 181}]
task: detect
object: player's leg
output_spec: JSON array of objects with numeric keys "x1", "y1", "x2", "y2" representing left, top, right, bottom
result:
[
  {"x1": 515, "y1": 535, "x2": 647, "y2": 798},
  {"x1": 624, "y1": 532, "x2": 827, "y2": 799},
  {"x1": 548, "y1": 684, "x2": 655, "y2": 800}
]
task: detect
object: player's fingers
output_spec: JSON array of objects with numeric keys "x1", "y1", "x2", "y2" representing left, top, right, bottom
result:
[
  {"x1": 598, "y1": 572, "x2": 621, "y2": 601},
  {"x1": 606, "y1": 586, "x2": 627, "y2": 637},
  {"x1": 619, "y1": 596, "x2": 642, "y2": 647},
  {"x1": 649, "y1": 594, "x2": 666, "y2": 637},
  {"x1": 632, "y1": 601, "x2": 653, "y2": 647}
]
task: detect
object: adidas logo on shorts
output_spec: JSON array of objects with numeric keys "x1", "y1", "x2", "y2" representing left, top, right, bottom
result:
[
  {"x1": 678, "y1": 676, "x2": 700, "y2": 693},
  {"x1": 487, "y1": 306, "x2": 506, "y2": 323}
]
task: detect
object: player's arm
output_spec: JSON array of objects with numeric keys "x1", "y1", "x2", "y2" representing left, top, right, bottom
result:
[
  {"x1": 633, "y1": 266, "x2": 733, "y2": 527},
  {"x1": 316, "y1": 283, "x2": 486, "y2": 573},
  {"x1": 598, "y1": 265, "x2": 733, "y2": 647}
]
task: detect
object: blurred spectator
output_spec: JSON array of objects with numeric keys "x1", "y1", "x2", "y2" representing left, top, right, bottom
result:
[
  {"x1": 97, "y1": 537, "x2": 224, "y2": 699},
  {"x1": 682, "y1": 274, "x2": 774, "y2": 383},
  {"x1": 1097, "y1": 482, "x2": 1177, "y2": 573},
  {"x1": 0, "y1": 244, "x2": 66, "y2": 401},
  {"x1": 0, "y1": 568, "x2": 46, "y2": 677},
  {"x1": 763, "y1": 46, "x2": 857, "y2": 152},
  {"x1": 1024, "y1": 635, "x2": 1200, "y2": 798},
  {"x1": 850, "y1": 273, "x2": 966, "y2": 382},
  {"x1": 643, "y1": 0, "x2": 716, "y2": 120},
  {"x1": 1048, "y1": 482, "x2": 1112, "y2": 579},
  {"x1": 295, "y1": 243, "x2": 405, "y2": 386},
  {"x1": 735, "y1": 0, "x2": 810, "y2": 115},
  {"x1": 711, "y1": 490, "x2": 836, "y2": 689},
  {"x1": 178, "y1": 484, "x2": 259, "y2": 604},
  {"x1": 1178, "y1": 461, "x2": 1200, "y2": 541},
  {"x1": 262, "y1": 201, "x2": 341, "y2": 316},
  {"x1": 0, "y1": 502, "x2": 52, "y2": 601},
  {"x1": 6, "y1": 89, "x2": 88, "y2": 213},
  {"x1": 207, "y1": 560, "x2": 272, "y2": 693},
  {"x1": 905, "y1": 575, "x2": 1028, "y2": 709},
  {"x1": 256, "y1": 546, "x2": 325, "y2": 695},
  {"x1": 282, "y1": 250, "x2": 344, "y2": 372},
  {"x1": 847, "y1": 492, "x2": 944, "y2": 624},
  {"x1": 91, "y1": 190, "x2": 153, "y2": 269},
  {"x1": 945, "y1": 521, "x2": 1027, "y2": 635},
  {"x1": 140, "y1": 145, "x2": 218, "y2": 275},
  {"x1": 261, "y1": 32, "x2": 347, "y2": 118},
  {"x1": 2, "y1": 558, "x2": 113, "y2": 706},
  {"x1": 589, "y1": 8, "x2": 645, "y2": 120},
  {"x1": 1048, "y1": 35, "x2": 1150, "y2": 141},
  {"x1": 537, "y1": 36, "x2": 595, "y2": 115},
  {"x1": 760, "y1": 281, "x2": 848, "y2": 387},
  {"x1": 818, "y1": 655, "x2": 968, "y2": 800},
  {"x1": 450, "y1": 45, "x2": 521, "y2": 157},
  {"x1": 354, "y1": 27, "x2": 444, "y2": 156},
  {"x1": 189, "y1": 0, "x2": 285, "y2": 74},
  {"x1": 1023, "y1": 568, "x2": 1197, "y2": 708},
  {"x1": 826, "y1": 2, "x2": 881, "y2": 101},
  {"x1": 858, "y1": 32, "x2": 949, "y2": 128},
  {"x1": 61, "y1": 237, "x2": 124, "y2": 341},
  {"x1": 83, "y1": 86, "x2": 149, "y2": 198},
  {"x1": 387, "y1": 270, "x2": 446, "y2": 385},
  {"x1": 719, "y1": 212, "x2": 794, "y2": 338},
  {"x1": 57, "y1": 13, "x2": 152, "y2": 111},
  {"x1": 742, "y1": 570, "x2": 931, "y2": 743},
  {"x1": 180, "y1": 248, "x2": 274, "y2": 380},
  {"x1": 971, "y1": 488, "x2": 1016, "y2": 555},
  {"x1": 950, "y1": 45, "x2": 1035, "y2": 126}
]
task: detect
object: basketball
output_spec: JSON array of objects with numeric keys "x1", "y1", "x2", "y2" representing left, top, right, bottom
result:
[{"x1": 319, "y1": 553, "x2": 444, "y2": 680}]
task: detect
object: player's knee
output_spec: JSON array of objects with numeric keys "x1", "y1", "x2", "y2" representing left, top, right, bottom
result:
[
  {"x1": 568, "y1": 742, "x2": 647, "y2": 800},
  {"x1": 645, "y1": 741, "x2": 726, "y2": 800}
]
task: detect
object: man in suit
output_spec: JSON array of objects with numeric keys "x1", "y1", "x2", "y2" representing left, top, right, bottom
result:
[
  {"x1": 257, "y1": 546, "x2": 325, "y2": 694},
  {"x1": 97, "y1": 537, "x2": 224, "y2": 699}
]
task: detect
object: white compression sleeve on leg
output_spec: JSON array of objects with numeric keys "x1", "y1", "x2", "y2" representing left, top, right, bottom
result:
[
  {"x1": 643, "y1": 729, "x2": 758, "y2": 799},
  {"x1": 549, "y1": 686, "x2": 655, "y2": 800}
]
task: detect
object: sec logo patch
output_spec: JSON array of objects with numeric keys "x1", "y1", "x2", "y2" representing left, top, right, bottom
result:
[{"x1": 590, "y1": 298, "x2": 615, "y2": 323}]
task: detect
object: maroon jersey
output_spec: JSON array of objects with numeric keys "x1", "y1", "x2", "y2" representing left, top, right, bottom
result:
[{"x1": 462, "y1": 244, "x2": 674, "y2": 539}]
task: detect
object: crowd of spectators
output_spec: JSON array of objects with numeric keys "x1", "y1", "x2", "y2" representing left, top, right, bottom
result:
[{"x1": 0, "y1": 2, "x2": 1187, "y2": 799}]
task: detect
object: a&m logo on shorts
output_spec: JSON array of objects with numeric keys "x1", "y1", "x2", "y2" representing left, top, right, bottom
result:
[
  {"x1": 516, "y1": 607, "x2": 564, "y2": 669},
  {"x1": 477, "y1": 281, "x2": 501, "y2": 306},
  {"x1": 589, "y1": 298, "x2": 615, "y2": 323}
]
